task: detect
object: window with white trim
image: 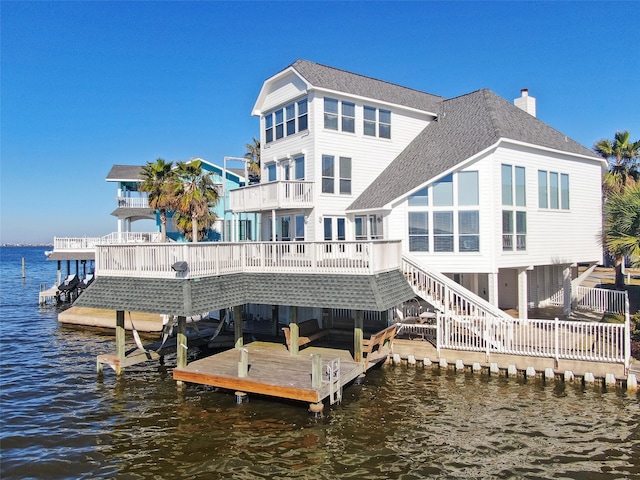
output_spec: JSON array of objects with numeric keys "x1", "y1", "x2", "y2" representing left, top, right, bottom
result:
[
  {"x1": 294, "y1": 215, "x2": 305, "y2": 241},
  {"x1": 502, "y1": 164, "x2": 526, "y2": 251},
  {"x1": 322, "y1": 155, "x2": 334, "y2": 193},
  {"x1": 355, "y1": 214, "x2": 383, "y2": 240},
  {"x1": 266, "y1": 163, "x2": 276, "y2": 182},
  {"x1": 538, "y1": 170, "x2": 569, "y2": 210},
  {"x1": 339, "y1": 157, "x2": 351, "y2": 195},
  {"x1": 363, "y1": 105, "x2": 391, "y2": 139},
  {"x1": 264, "y1": 98, "x2": 308, "y2": 144},
  {"x1": 408, "y1": 211, "x2": 429, "y2": 251},
  {"x1": 342, "y1": 102, "x2": 355, "y2": 133}
]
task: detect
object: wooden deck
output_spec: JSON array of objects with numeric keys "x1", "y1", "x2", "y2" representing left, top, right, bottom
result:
[{"x1": 173, "y1": 342, "x2": 371, "y2": 403}]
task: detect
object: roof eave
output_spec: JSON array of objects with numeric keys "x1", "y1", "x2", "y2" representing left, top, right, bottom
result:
[{"x1": 252, "y1": 66, "x2": 311, "y2": 116}]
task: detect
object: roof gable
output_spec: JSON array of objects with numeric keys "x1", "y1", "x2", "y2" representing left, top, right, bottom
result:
[{"x1": 349, "y1": 89, "x2": 602, "y2": 211}]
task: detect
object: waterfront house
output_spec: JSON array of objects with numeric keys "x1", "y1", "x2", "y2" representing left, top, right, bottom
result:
[
  {"x1": 231, "y1": 60, "x2": 606, "y2": 321},
  {"x1": 107, "y1": 158, "x2": 255, "y2": 242}
]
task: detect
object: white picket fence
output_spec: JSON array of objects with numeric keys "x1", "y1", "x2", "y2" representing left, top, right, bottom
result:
[{"x1": 397, "y1": 313, "x2": 629, "y2": 365}]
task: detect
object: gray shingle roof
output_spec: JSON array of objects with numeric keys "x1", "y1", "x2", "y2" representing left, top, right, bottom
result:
[
  {"x1": 291, "y1": 59, "x2": 444, "y2": 113},
  {"x1": 106, "y1": 165, "x2": 144, "y2": 182},
  {"x1": 74, "y1": 270, "x2": 414, "y2": 315},
  {"x1": 349, "y1": 89, "x2": 603, "y2": 211}
]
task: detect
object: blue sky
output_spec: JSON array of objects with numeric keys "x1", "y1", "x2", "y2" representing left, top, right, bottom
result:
[{"x1": 1, "y1": 1, "x2": 639, "y2": 244}]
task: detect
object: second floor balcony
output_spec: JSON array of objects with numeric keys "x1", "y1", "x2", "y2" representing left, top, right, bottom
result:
[
  {"x1": 94, "y1": 240, "x2": 402, "y2": 279},
  {"x1": 116, "y1": 196, "x2": 150, "y2": 208},
  {"x1": 229, "y1": 181, "x2": 314, "y2": 213},
  {"x1": 53, "y1": 232, "x2": 162, "y2": 253}
]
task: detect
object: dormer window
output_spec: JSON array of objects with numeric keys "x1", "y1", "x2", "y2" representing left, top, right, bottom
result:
[
  {"x1": 264, "y1": 98, "x2": 308, "y2": 144},
  {"x1": 325, "y1": 98, "x2": 356, "y2": 133}
]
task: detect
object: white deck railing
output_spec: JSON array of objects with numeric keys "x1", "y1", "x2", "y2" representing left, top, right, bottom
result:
[
  {"x1": 116, "y1": 196, "x2": 150, "y2": 208},
  {"x1": 398, "y1": 314, "x2": 629, "y2": 365},
  {"x1": 95, "y1": 240, "x2": 403, "y2": 278},
  {"x1": 545, "y1": 286, "x2": 627, "y2": 315},
  {"x1": 229, "y1": 181, "x2": 314, "y2": 212},
  {"x1": 54, "y1": 232, "x2": 162, "y2": 251}
]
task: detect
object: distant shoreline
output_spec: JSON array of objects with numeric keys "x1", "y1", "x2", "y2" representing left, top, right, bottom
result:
[{"x1": 1, "y1": 244, "x2": 53, "y2": 247}]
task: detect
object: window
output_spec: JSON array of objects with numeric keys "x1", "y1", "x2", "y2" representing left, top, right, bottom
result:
[
  {"x1": 239, "y1": 219, "x2": 252, "y2": 241},
  {"x1": 265, "y1": 115, "x2": 273, "y2": 143},
  {"x1": 297, "y1": 99, "x2": 308, "y2": 132},
  {"x1": 342, "y1": 102, "x2": 355, "y2": 133},
  {"x1": 339, "y1": 157, "x2": 351, "y2": 194},
  {"x1": 502, "y1": 211, "x2": 513, "y2": 250},
  {"x1": 379, "y1": 109, "x2": 391, "y2": 139},
  {"x1": 550, "y1": 172, "x2": 559, "y2": 209},
  {"x1": 409, "y1": 187, "x2": 428, "y2": 207},
  {"x1": 561, "y1": 174, "x2": 570, "y2": 209},
  {"x1": 337, "y1": 218, "x2": 346, "y2": 240},
  {"x1": 458, "y1": 171, "x2": 479, "y2": 206},
  {"x1": 502, "y1": 164, "x2": 513, "y2": 205},
  {"x1": 433, "y1": 211, "x2": 453, "y2": 252},
  {"x1": 322, "y1": 155, "x2": 334, "y2": 193},
  {"x1": 433, "y1": 174, "x2": 453, "y2": 206},
  {"x1": 516, "y1": 211, "x2": 527, "y2": 251},
  {"x1": 369, "y1": 215, "x2": 383, "y2": 239},
  {"x1": 459, "y1": 211, "x2": 479, "y2": 252},
  {"x1": 295, "y1": 215, "x2": 305, "y2": 241},
  {"x1": 355, "y1": 216, "x2": 366, "y2": 240},
  {"x1": 324, "y1": 98, "x2": 339, "y2": 130},
  {"x1": 324, "y1": 217, "x2": 332, "y2": 241},
  {"x1": 266, "y1": 164, "x2": 276, "y2": 182},
  {"x1": 264, "y1": 97, "x2": 308, "y2": 144},
  {"x1": 281, "y1": 216, "x2": 291, "y2": 240},
  {"x1": 294, "y1": 156, "x2": 305, "y2": 180},
  {"x1": 364, "y1": 106, "x2": 376, "y2": 136},
  {"x1": 275, "y1": 109, "x2": 284, "y2": 140},
  {"x1": 363, "y1": 106, "x2": 391, "y2": 139},
  {"x1": 538, "y1": 170, "x2": 548, "y2": 208},
  {"x1": 502, "y1": 164, "x2": 526, "y2": 251},
  {"x1": 538, "y1": 170, "x2": 570, "y2": 210},
  {"x1": 409, "y1": 212, "x2": 429, "y2": 251}
]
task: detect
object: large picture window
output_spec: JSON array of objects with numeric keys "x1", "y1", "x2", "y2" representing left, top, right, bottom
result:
[
  {"x1": 459, "y1": 211, "x2": 479, "y2": 252},
  {"x1": 408, "y1": 212, "x2": 429, "y2": 252},
  {"x1": 433, "y1": 211, "x2": 454, "y2": 252}
]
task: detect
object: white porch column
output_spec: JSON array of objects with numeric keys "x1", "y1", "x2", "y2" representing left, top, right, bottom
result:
[
  {"x1": 271, "y1": 210, "x2": 276, "y2": 242},
  {"x1": 487, "y1": 272, "x2": 499, "y2": 307},
  {"x1": 563, "y1": 264, "x2": 572, "y2": 317},
  {"x1": 517, "y1": 268, "x2": 529, "y2": 320}
]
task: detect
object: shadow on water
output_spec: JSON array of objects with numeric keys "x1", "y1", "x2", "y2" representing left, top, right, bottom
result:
[{"x1": 1, "y1": 247, "x2": 639, "y2": 479}]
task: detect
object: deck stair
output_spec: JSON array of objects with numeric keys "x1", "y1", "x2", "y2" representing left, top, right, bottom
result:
[{"x1": 401, "y1": 255, "x2": 514, "y2": 350}]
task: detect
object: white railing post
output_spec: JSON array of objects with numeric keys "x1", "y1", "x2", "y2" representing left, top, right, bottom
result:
[
  {"x1": 554, "y1": 316, "x2": 559, "y2": 367},
  {"x1": 436, "y1": 311, "x2": 441, "y2": 355},
  {"x1": 625, "y1": 293, "x2": 631, "y2": 374}
]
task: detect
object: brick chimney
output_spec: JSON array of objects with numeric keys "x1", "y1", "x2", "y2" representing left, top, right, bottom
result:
[{"x1": 514, "y1": 88, "x2": 536, "y2": 117}]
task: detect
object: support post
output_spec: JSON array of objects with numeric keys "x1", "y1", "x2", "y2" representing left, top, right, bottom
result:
[
  {"x1": 354, "y1": 310, "x2": 364, "y2": 363},
  {"x1": 234, "y1": 305, "x2": 243, "y2": 349},
  {"x1": 289, "y1": 306, "x2": 299, "y2": 355},
  {"x1": 238, "y1": 348, "x2": 249, "y2": 377},
  {"x1": 562, "y1": 265, "x2": 572, "y2": 317},
  {"x1": 517, "y1": 267, "x2": 528, "y2": 320},
  {"x1": 271, "y1": 305, "x2": 279, "y2": 336},
  {"x1": 115, "y1": 310, "x2": 125, "y2": 376},
  {"x1": 311, "y1": 353, "x2": 322, "y2": 388},
  {"x1": 487, "y1": 272, "x2": 499, "y2": 307},
  {"x1": 176, "y1": 316, "x2": 187, "y2": 369}
]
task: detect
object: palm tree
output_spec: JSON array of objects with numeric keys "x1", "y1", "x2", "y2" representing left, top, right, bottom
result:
[
  {"x1": 594, "y1": 131, "x2": 640, "y2": 195},
  {"x1": 174, "y1": 159, "x2": 219, "y2": 242},
  {"x1": 139, "y1": 158, "x2": 177, "y2": 242},
  {"x1": 603, "y1": 184, "x2": 640, "y2": 289},
  {"x1": 244, "y1": 137, "x2": 261, "y2": 184}
]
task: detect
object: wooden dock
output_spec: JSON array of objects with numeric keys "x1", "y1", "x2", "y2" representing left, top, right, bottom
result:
[{"x1": 173, "y1": 342, "x2": 375, "y2": 404}]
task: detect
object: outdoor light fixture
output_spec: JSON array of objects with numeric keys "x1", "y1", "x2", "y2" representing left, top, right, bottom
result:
[{"x1": 171, "y1": 261, "x2": 188, "y2": 273}]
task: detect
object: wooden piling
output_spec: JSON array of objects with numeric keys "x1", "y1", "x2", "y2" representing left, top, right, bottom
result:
[
  {"x1": 354, "y1": 310, "x2": 364, "y2": 362},
  {"x1": 22, "y1": 257, "x2": 25, "y2": 278},
  {"x1": 115, "y1": 310, "x2": 125, "y2": 376},
  {"x1": 311, "y1": 354, "x2": 322, "y2": 388},
  {"x1": 289, "y1": 306, "x2": 299, "y2": 355}
]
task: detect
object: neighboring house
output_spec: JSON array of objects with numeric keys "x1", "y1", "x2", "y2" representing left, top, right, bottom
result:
[
  {"x1": 230, "y1": 59, "x2": 606, "y2": 318},
  {"x1": 107, "y1": 159, "x2": 256, "y2": 242}
]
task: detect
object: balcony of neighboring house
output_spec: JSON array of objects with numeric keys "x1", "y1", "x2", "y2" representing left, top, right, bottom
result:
[
  {"x1": 93, "y1": 240, "x2": 403, "y2": 279},
  {"x1": 229, "y1": 180, "x2": 314, "y2": 213},
  {"x1": 48, "y1": 232, "x2": 163, "y2": 261},
  {"x1": 116, "y1": 196, "x2": 150, "y2": 208}
]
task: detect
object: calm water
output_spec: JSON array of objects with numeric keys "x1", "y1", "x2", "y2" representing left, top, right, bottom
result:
[{"x1": 1, "y1": 246, "x2": 639, "y2": 480}]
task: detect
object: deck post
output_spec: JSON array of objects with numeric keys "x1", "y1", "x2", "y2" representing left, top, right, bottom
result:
[
  {"x1": 271, "y1": 305, "x2": 279, "y2": 336},
  {"x1": 115, "y1": 310, "x2": 125, "y2": 376},
  {"x1": 562, "y1": 265, "x2": 572, "y2": 317},
  {"x1": 289, "y1": 306, "x2": 299, "y2": 355},
  {"x1": 234, "y1": 305, "x2": 243, "y2": 349},
  {"x1": 354, "y1": 310, "x2": 364, "y2": 363}
]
